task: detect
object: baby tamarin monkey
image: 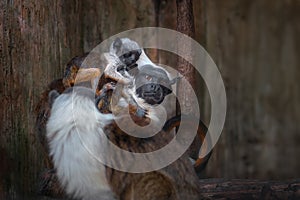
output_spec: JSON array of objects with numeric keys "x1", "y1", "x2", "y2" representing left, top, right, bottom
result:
[{"x1": 99, "y1": 37, "x2": 150, "y2": 121}]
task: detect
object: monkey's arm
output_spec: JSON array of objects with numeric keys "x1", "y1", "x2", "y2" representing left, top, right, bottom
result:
[{"x1": 103, "y1": 53, "x2": 132, "y2": 84}]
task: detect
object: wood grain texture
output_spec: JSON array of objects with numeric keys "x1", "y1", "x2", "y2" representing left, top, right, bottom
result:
[
  {"x1": 0, "y1": 0, "x2": 155, "y2": 197},
  {"x1": 176, "y1": 0, "x2": 197, "y2": 116},
  {"x1": 198, "y1": 179, "x2": 300, "y2": 199},
  {"x1": 203, "y1": 0, "x2": 300, "y2": 179}
]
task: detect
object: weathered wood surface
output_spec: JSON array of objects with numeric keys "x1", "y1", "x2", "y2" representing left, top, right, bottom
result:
[
  {"x1": 0, "y1": 0, "x2": 155, "y2": 197},
  {"x1": 199, "y1": 179, "x2": 300, "y2": 200},
  {"x1": 176, "y1": 0, "x2": 197, "y2": 116},
  {"x1": 203, "y1": 0, "x2": 300, "y2": 179},
  {"x1": 35, "y1": 179, "x2": 300, "y2": 199}
]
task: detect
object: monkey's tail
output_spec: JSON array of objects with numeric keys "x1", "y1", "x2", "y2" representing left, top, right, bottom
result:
[{"x1": 163, "y1": 115, "x2": 213, "y2": 174}]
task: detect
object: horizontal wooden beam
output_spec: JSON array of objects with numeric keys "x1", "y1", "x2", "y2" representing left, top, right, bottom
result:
[{"x1": 198, "y1": 179, "x2": 300, "y2": 199}]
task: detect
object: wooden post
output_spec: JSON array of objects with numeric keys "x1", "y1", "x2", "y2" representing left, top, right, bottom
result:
[{"x1": 176, "y1": 0, "x2": 197, "y2": 116}]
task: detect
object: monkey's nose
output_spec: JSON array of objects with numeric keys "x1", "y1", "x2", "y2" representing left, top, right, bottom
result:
[{"x1": 147, "y1": 83, "x2": 159, "y2": 91}]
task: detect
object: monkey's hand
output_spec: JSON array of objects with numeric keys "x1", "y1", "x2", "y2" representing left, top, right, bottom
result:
[
  {"x1": 128, "y1": 98, "x2": 148, "y2": 118},
  {"x1": 128, "y1": 102, "x2": 150, "y2": 126},
  {"x1": 103, "y1": 53, "x2": 133, "y2": 85}
]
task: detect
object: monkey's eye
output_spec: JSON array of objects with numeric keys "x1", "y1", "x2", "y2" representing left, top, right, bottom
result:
[
  {"x1": 122, "y1": 52, "x2": 131, "y2": 58},
  {"x1": 145, "y1": 75, "x2": 152, "y2": 81}
]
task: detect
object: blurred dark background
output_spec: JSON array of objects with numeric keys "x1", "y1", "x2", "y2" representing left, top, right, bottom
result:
[{"x1": 0, "y1": 0, "x2": 299, "y2": 197}]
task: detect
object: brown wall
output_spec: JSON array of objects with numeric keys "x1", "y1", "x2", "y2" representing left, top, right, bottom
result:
[
  {"x1": 203, "y1": 0, "x2": 300, "y2": 179},
  {"x1": 0, "y1": 0, "x2": 299, "y2": 197}
]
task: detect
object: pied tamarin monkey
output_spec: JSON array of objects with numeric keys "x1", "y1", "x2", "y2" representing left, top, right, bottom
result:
[
  {"x1": 43, "y1": 38, "x2": 203, "y2": 200},
  {"x1": 99, "y1": 38, "x2": 202, "y2": 200}
]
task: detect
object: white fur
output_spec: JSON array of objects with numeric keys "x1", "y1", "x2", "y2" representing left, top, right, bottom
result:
[
  {"x1": 135, "y1": 50, "x2": 153, "y2": 67},
  {"x1": 109, "y1": 38, "x2": 172, "y2": 80},
  {"x1": 136, "y1": 50, "x2": 173, "y2": 80},
  {"x1": 46, "y1": 87, "x2": 116, "y2": 200},
  {"x1": 109, "y1": 38, "x2": 140, "y2": 55}
]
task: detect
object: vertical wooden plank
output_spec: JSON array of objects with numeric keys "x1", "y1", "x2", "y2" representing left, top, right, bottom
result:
[
  {"x1": 0, "y1": 0, "x2": 87, "y2": 196},
  {"x1": 0, "y1": 0, "x2": 157, "y2": 197},
  {"x1": 176, "y1": 0, "x2": 197, "y2": 116},
  {"x1": 204, "y1": 0, "x2": 300, "y2": 179}
]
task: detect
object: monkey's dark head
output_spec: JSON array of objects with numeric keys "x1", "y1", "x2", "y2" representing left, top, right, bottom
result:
[
  {"x1": 112, "y1": 38, "x2": 142, "y2": 71},
  {"x1": 135, "y1": 65, "x2": 178, "y2": 105}
]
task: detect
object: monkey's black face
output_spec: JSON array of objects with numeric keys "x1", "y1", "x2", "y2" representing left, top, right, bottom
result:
[
  {"x1": 119, "y1": 49, "x2": 142, "y2": 68},
  {"x1": 116, "y1": 50, "x2": 142, "y2": 76},
  {"x1": 135, "y1": 65, "x2": 176, "y2": 105},
  {"x1": 136, "y1": 83, "x2": 172, "y2": 105},
  {"x1": 112, "y1": 37, "x2": 142, "y2": 71}
]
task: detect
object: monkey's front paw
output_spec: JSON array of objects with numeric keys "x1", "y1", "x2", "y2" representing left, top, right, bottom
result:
[
  {"x1": 128, "y1": 103, "x2": 151, "y2": 126},
  {"x1": 135, "y1": 106, "x2": 147, "y2": 118}
]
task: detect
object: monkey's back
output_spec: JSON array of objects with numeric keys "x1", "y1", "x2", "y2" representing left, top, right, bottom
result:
[{"x1": 104, "y1": 123, "x2": 202, "y2": 200}]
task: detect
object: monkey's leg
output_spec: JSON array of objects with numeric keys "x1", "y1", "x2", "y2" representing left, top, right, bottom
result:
[
  {"x1": 121, "y1": 173, "x2": 178, "y2": 200},
  {"x1": 63, "y1": 67, "x2": 101, "y2": 88},
  {"x1": 163, "y1": 115, "x2": 213, "y2": 174},
  {"x1": 104, "y1": 60, "x2": 132, "y2": 85},
  {"x1": 39, "y1": 169, "x2": 66, "y2": 198}
]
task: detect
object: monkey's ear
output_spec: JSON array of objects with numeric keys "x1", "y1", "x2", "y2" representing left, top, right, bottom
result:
[
  {"x1": 170, "y1": 76, "x2": 181, "y2": 85},
  {"x1": 113, "y1": 38, "x2": 122, "y2": 53},
  {"x1": 163, "y1": 86, "x2": 172, "y2": 96},
  {"x1": 49, "y1": 90, "x2": 60, "y2": 108}
]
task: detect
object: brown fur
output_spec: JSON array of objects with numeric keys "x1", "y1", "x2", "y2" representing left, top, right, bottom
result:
[
  {"x1": 104, "y1": 122, "x2": 202, "y2": 200},
  {"x1": 35, "y1": 78, "x2": 66, "y2": 197},
  {"x1": 62, "y1": 53, "x2": 89, "y2": 88},
  {"x1": 35, "y1": 79, "x2": 65, "y2": 168}
]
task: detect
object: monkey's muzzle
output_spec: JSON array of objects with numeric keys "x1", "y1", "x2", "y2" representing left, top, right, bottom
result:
[{"x1": 136, "y1": 83, "x2": 171, "y2": 105}]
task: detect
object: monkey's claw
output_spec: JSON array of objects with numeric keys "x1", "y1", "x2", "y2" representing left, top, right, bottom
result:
[
  {"x1": 103, "y1": 82, "x2": 116, "y2": 91},
  {"x1": 98, "y1": 82, "x2": 116, "y2": 97}
]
